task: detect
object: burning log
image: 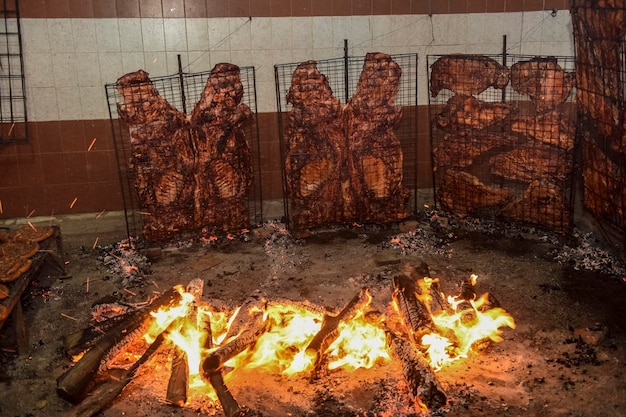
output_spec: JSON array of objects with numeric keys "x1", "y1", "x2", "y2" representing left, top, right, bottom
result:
[
  {"x1": 56, "y1": 288, "x2": 181, "y2": 404},
  {"x1": 305, "y1": 288, "x2": 371, "y2": 376},
  {"x1": 392, "y1": 273, "x2": 435, "y2": 344},
  {"x1": 202, "y1": 305, "x2": 267, "y2": 373},
  {"x1": 166, "y1": 341, "x2": 189, "y2": 407},
  {"x1": 386, "y1": 330, "x2": 447, "y2": 411},
  {"x1": 201, "y1": 289, "x2": 243, "y2": 417},
  {"x1": 166, "y1": 278, "x2": 204, "y2": 406},
  {"x1": 65, "y1": 318, "x2": 182, "y2": 417}
]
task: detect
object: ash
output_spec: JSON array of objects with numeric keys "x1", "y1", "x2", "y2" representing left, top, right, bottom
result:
[
  {"x1": 386, "y1": 210, "x2": 626, "y2": 279},
  {"x1": 552, "y1": 230, "x2": 626, "y2": 280},
  {"x1": 98, "y1": 237, "x2": 151, "y2": 287}
]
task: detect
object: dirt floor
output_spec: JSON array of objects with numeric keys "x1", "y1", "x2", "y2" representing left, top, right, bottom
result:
[{"x1": 1, "y1": 209, "x2": 625, "y2": 417}]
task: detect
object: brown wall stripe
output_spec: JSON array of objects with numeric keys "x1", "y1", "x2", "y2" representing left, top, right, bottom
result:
[{"x1": 16, "y1": 0, "x2": 571, "y2": 19}]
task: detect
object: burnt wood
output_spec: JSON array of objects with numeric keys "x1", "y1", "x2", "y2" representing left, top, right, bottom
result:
[
  {"x1": 56, "y1": 288, "x2": 181, "y2": 404},
  {"x1": 392, "y1": 274, "x2": 435, "y2": 344},
  {"x1": 386, "y1": 330, "x2": 447, "y2": 411},
  {"x1": 65, "y1": 318, "x2": 181, "y2": 417},
  {"x1": 305, "y1": 288, "x2": 371, "y2": 377}
]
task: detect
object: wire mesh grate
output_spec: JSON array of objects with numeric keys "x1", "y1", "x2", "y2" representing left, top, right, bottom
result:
[
  {"x1": 274, "y1": 52, "x2": 418, "y2": 230},
  {"x1": 105, "y1": 65, "x2": 261, "y2": 242},
  {"x1": 428, "y1": 53, "x2": 577, "y2": 234},
  {"x1": 571, "y1": 1, "x2": 626, "y2": 241}
]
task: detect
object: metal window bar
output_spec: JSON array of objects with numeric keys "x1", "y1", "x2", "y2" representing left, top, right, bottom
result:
[
  {"x1": 274, "y1": 52, "x2": 419, "y2": 229},
  {"x1": 105, "y1": 65, "x2": 261, "y2": 241},
  {"x1": 427, "y1": 53, "x2": 577, "y2": 234},
  {"x1": 0, "y1": 0, "x2": 27, "y2": 144}
]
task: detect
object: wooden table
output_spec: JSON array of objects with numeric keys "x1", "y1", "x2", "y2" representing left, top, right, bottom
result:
[{"x1": 0, "y1": 225, "x2": 70, "y2": 356}]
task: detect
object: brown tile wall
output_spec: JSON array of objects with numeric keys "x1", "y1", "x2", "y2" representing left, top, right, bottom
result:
[
  {"x1": 17, "y1": 0, "x2": 571, "y2": 18},
  {"x1": 0, "y1": 120, "x2": 123, "y2": 218}
]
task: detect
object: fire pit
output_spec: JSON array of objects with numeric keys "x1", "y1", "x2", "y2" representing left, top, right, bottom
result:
[{"x1": 0, "y1": 216, "x2": 625, "y2": 417}]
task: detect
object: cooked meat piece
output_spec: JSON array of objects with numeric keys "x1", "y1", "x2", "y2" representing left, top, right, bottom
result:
[
  {"x1": 433, "y1": 131, "x2": 519, "y2": 170},
  {"x1": 510, "y1": 110, "x2": 576, "y2": 150},
  {"x1": 510, "y1": 58, "x2": 575, "y2": 112},
  {"x1": 430, "y1": 54, "x2": 509, "y2": 97},
  {"x1": 436, "y1": 169, "x2": 512, "y2": 216},
  {"x1": 436, "y1": 95, "x2": 511, "y2": 131},
  {"x1": 489, "y1": 144, "x2": 572, "y2": 183}
]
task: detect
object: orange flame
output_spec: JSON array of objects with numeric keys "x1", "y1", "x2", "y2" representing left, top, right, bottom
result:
[{"x1": 414, "y1": 275, "x2": 516, "y2": 370}]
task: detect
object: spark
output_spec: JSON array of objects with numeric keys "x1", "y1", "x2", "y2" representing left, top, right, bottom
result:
[
  {"x1": 69, "y1": 197, "x2": 78, "y2": 209},
  {"x1": 87, "y1": 137, "x2": 97, "y2": 151}
]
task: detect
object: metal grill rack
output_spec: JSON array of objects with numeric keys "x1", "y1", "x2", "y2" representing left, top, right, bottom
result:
[
  {"x1": 106, "y1": 65, "x2": 261, "y2": 241},
  {"x1": 0, "y1": 0, "x2": 27, "y2": 144},
  {"x1": 428, "y1": 53, "x2": 577, "y2": 234},
  {"x1": 274, "y1": 52, "x2": 419, "y2": 229},
  {"x1": 571, "y1": 2, "x2": 626, "y2": 250}
]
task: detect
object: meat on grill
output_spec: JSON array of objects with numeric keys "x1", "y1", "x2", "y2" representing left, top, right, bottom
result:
[
  {"x1": 510, "y1": 110, "x2": 576, "y2": 151},
  {"x1": 190, "y1": 62, "x2": 254, "y2": 232},
  {"x1": 116, "y1": 70, "x2": 195, "y2": 240},
  {"x1": 343, "y1": 52, "x2": 409, "y2": 223},
  {"x1": 489, "y1": 144, "x2": 572, "y2": 183},
  {"x1": 582, "y1": 139, "x2": 626, "y2": 222},
  {"x1": 284, "y1": 53, "x2": 409, "y2": 228},
  {"x1": 510, "y1": 58, "x2": 575, "y2": 112},
  {"x1": 432, "y1": 131, "x2": 519, "y2": 170},
  {"x1": 284, "y1": 60, "x2": 346, "y2": 229},
  {"x1": 116, "y1": 65, "x2": 253, "y2": 241},
  {"x1": 436, "y1": 95, "x2": 511, "y2": 131},
  {"x1": 436, "y1": 169, "x2": 512, "y2": 216},
  {"x1": 429, "y1": 54, "x2": 510, "y2": 97},
  {"x1": 500, "y1": 179, "x2": 571, "y2": 229}
]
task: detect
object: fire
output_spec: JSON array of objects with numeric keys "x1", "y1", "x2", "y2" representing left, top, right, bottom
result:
[
  {"x1": 134, "y1": 274, "x2": 513, "y2": 405},
  {"x1": 141, "y1": 286, "x2": 390, "y2": 400},
  {"x1": 412, "y1": 275, "x2": 516, "y2": 371}
]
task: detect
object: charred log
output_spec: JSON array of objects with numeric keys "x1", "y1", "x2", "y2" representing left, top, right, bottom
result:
[
  {"x1": 306, "y1": 288, "x2": 371, "y2": 377},
  {"x1": 65, "y1": 318, "x2": 181, "y2": 417},
  {"x1": 166, "y1": 349, "x2": 188, "y2": 407},
  {"x1": 392, "y1": 274, "x2": 435, "y2": 344},
  {"x1": 57, "y1": 288, "x2": 181, "y2": 404},
  {"x1": 386, "y1": 330, "x2": 447, "y2": 411}
]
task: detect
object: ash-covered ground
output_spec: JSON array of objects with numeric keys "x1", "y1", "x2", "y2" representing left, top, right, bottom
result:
[{"x1": 0, "y1": 211, "x2": 625, "y2": 417}]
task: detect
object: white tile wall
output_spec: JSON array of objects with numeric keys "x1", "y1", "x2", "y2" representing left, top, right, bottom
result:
[{"x1": 21, "y1": 12, "x2": 577, "y2": 121}]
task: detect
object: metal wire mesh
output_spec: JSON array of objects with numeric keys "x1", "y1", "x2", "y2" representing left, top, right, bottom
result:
[
  {"x1": 105, "y1": 65, "x2": 261, "y2": 241},
  {"x1": 0, "y1": 0, "x2": 27, "y2": 144},
  {"x1": 274, "y1": 53, "x2": 418, "y2": 229},
  {"x1": 571, "y1": 2, "x2": 626, "y2": 239},
  {"x1": 428, "y1": 53, "x2": 577, "y2": 234}
]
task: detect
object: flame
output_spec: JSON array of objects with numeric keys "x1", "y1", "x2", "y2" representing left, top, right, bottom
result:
[
  {"x1": 125, "y1": 274, "x2": 513, "y2": 406},
  {"x1": 326, "y1": 309, "x2": 390, "y2": 371},
  {"x1": 413, "y1": 275, "x2": 516, "y2": 370}
]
